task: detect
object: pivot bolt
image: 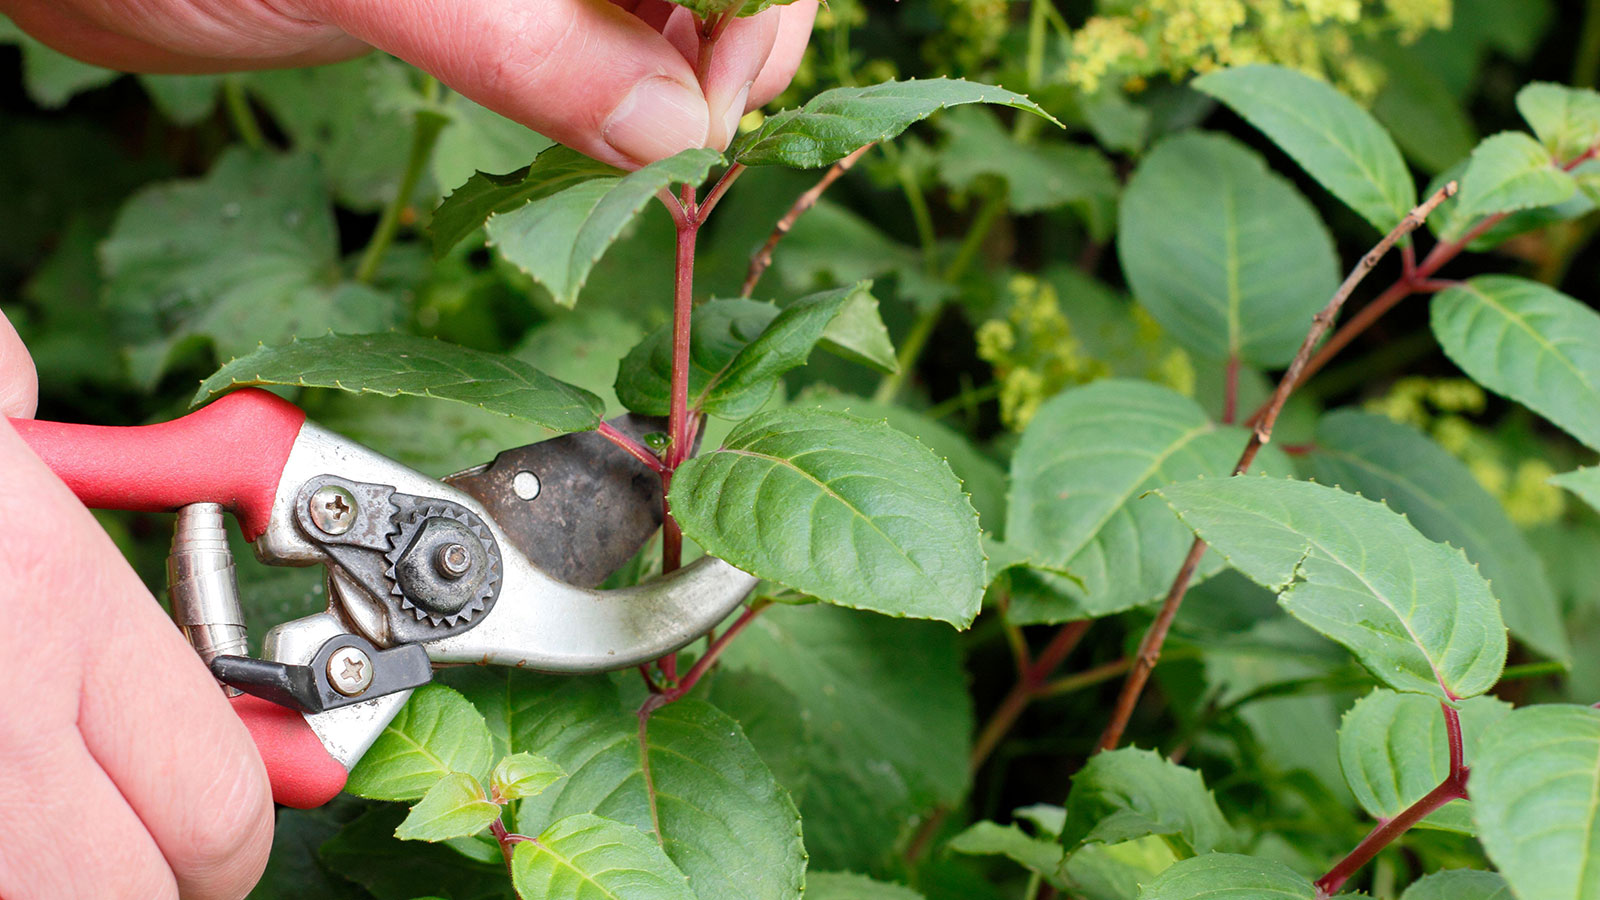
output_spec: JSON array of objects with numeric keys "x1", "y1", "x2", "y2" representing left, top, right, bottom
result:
[
  {"x1": 309, "y1": 486, "x2": 357, "y2": 536},
  {"x1": 327, "y1": 646, "x2": 373, "y2": 697},
  {"x1": 435, "y1": 542, "x2": 472, "y2": 579}
]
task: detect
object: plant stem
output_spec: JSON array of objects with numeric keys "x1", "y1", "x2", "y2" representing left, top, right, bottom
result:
[
  {"x1": 598, "y1": 422, "x2": 668, "y2": 474},
  {"x1": 882, "y1": 141, "x2": 942, "y2": 271},
  {"x1": 699, "y1": 163, "x2": 746, "y2": 223},
  {"x1": 662, "y1": 183, "x2": 700, "y2": 574},
  {"x1": 873, "y1": 302, "x2": 942, "y2": 403},
  {"x1": 742, "y1": 144, "x2": 873, "y2": 297},
  {"x1": 1096, "y1": 181, "x2": 1459, "y2": 753},
  {"x1": 356, "y1": 93, "x2": 446, "y2": 284},
  {"x1": 1221, "y1": 355, "x2": 1240, "y2": 425},
  {"x1": 222, "y1": 76, "x2": 265, "y2": 150},
  {"x1": 490, "y1": 818, "x2": 531, "y2": 891}
]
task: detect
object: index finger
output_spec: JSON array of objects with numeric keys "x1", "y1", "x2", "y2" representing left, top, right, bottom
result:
[{"x1": 0, "y1": 309, "x2": 38, "y2": 419}]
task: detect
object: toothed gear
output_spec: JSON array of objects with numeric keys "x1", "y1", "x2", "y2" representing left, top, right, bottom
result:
[{"x1": 382, "y1": 503, "x2": 502, "y2": 628}]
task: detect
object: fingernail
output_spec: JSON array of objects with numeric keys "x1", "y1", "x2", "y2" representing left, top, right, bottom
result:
[
  {"x1": 603, "y1": 77, "x2": 709, "y2": 167},
  {"x1": 716, "y1": 81, "x2": 753, "y2": 150}
]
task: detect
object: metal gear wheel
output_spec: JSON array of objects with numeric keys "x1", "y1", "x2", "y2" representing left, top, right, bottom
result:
[{"x1": 382, "y1": 502, "x2": 502, "y2": 628}]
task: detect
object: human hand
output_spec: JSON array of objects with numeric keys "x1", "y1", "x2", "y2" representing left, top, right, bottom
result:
[
  {"x1": 0, "y1": 312, "x2": 274, "y2": 900},
  {"x1": 0, "y1": 0, "x2": 818, "y2": 168}
]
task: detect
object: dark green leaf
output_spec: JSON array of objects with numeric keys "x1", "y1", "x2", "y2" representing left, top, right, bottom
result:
[
  {"x1": 733, "y1": 78, "x2": 1058, "y2": 169},
  {"x1": 430, "y1": 146, "x2": 619, "y2": 257},
  {"x1": 320, "y1": 806, "x2": 513, "y2": 900},
  {"x1": 511, "y1": 814, "x2": 697, "y2": 900},
  {"x1": 721, "y1": 604, "x2": 971, "y2": 871},
  {"x1": 669, "y1": 407, "x2": 985, "y2": 625},
  {"x1": 1305, "y1": 410, "x2": 1568, "y2": 662},
  {"x1": 1136, "y1": 854, "x2": 1316, "y2": 900},
  {"x1": 345, "y1": 685, "x2": 495, "y2": 802},
  {"x1": 1118, "y1": 133, "x2": 1339, "y2": 367},
  {"x1": 1433, "y1": 276, "x2": 1600, "y2": 452},
  {"x1": 431, "y1": 96, "x2": 555, "y2": 198},
  {"x1": 936, "y1": 107, "x2": 1118, "y2": 215},
  {"x1": 0, "y1": 17, "x2": 119, "y2": 107},
  {"x1": 1194, "y1": 64, "x2": 1417, "y2": 233},
  {"x1": 103, "y1": 149, "x2": 399, "y2": 389},
  {"x1": 1061, "y1": 748, "x2": 1233, "y2": 856},
  {"x1": 1336, "y1": 688, "x2": 1510, "y2": 833},
  {"x1": 805, "y1": 873, "x2": 925, "y2": 900},
  {"x1": 196, "y1": 332, "x2": 603, "y2": 435},
  {"x1": 1400, "y1": 869, "x2": 1513, "y2": 900},
  {"x1": 1471, "y1": 705, "x2": 1600, "y2": 900},
  {"x1": 395, "y1": 772, "x2": 502, "y2": 842},
  {"x1": 1157, "y1": 477, "x2": 1508, "y2": 701}
]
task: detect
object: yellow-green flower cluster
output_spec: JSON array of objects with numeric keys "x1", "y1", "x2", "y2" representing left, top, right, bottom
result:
[
  {"x1": 1367, "y1": 377, "x2": 1564, "y2": 526},
  {"x1": 1064, "y1": 0, "x2": 1450, "y2": 96},
  {"x1": 978, "y1": 274, "x2": 1193, "y2": 430},
  {"x1": 922, "y1": 0, "x2": 1012, "y2": 75}
]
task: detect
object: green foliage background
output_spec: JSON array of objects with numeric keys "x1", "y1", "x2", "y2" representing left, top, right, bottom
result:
[{"x1": 8, "y1": 1, "x2": 1600, "y2": 899}]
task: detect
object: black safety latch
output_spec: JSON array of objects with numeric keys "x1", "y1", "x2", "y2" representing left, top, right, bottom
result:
[{"x1": 211, "y1": 634, "x2": 433, "y2": 714}]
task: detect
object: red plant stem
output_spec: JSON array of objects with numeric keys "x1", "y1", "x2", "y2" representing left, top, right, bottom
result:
[
  {"x1": 1096, "y1": 182, "x2": 1459, "y2": 753},
  {"x1": 662, "y1": 183, "x2": 700, "y2": 574},
  {"x1": 490, "y1": 818, "x2": 532, "y2": 887},
  {"x1": 742, "y1": 143, "x2": 874, "y2": 297},
  {"x1": 966, "y1": 620, "x2": 1091, "y2": 774},
  {"x1": 1221, "y1": 355, "x2": 1240, "y2": 425},
  {"x1": 598, "y1": 422, "x2": 666, "y2": 474},
  {"x1": 1315, "y1": 775, "x2": 1468, "y2": 897},
  {"x1": 642, "y1": 602, "x2": 767, "y2": 716},
  {"x1": 699, "y1": 163, "x2": 745, "y2": 222}
]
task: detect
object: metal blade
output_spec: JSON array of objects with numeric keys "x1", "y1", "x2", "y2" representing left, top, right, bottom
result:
[{"x1": 443, "y1": 415, "x2": 671, "y2": 588}]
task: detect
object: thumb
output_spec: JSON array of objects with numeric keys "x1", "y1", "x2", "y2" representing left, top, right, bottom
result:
[
  {"x1": 297, "y1": 0, "x2": 710, "y2": 168},
  {"x1": 0, "y1": 309, "x2": 38, "y2": 419}
]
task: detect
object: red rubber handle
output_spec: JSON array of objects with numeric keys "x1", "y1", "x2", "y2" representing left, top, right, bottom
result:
[
  {"x1": 8, "y1": 389, "x2": 306, "y2": 541},
  {"x1": 231, "y1": 694, "x2": 349, "y2": 808}
]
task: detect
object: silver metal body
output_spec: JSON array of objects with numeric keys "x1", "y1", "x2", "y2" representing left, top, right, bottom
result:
[{"x1": 170, "y1": 420, "x2": 759, "y2": 770}]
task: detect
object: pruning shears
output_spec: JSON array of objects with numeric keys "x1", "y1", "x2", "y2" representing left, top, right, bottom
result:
[{"x1": 9, "y1": 389, "x2": 755, "y2": 808}]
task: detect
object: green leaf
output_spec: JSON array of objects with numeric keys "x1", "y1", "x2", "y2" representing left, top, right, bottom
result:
[
  {"x1": 1471, "y1": 705, "x2": 1600, "y2": 900},
  {"x1": 102, "y1": 149, "x2": 399, "y2": 389},
  {"x1": 1118, "y1": 132, "x2": 1339, "y2": 367},
  {"x1": 1453, "y1": 132, "x2": 1576, "y2": 225},
  {"x1": 490, "y1": 678, "x2": 805, "y2": 900},
  {"x1": 663, "y1": 0, "x2": 804, "y2": 16},
  {"x1": 511, "y1": 814, "x2": 696, "y2": 900},
  {"x1": 1432, "y1": 276, "x2": 1600, "y2": 452},
  {"x1": 1156, "y1": 477, "x2": 1508, "y2": 701},
  {"x1": 1005, "y1": 380, "x2": 1283, "y2": 623},
  {"x1": 1194, "y1": 64, "x2": 1416, "y2": 234},
  {"x1": 936, "y1": 107, "x2": 1118, "y2": 216},
  {"x1": 431, "y1": 96, "x2": 555, "y2": 198},
  {"x1": 1518, "y1": 82, "x2": 1600, "y2": 163},
  {"x1": 615, "y1": 284, "x2": 880, "y2": 419},
  {"x1": 1062, "y1": 748, "x2": 1233, "y2": 856},
  {"x1": 1400, "y1": 869, "x2": 1513, "y2": 900},
  {"x1": 949, "y1": 821, "x2": 1066, "y2": 883},
  {"x1": 1136, "y1": 854, "x2": 1316, "y2": 900},
  {"x1": 720, "y1": 604, "x2": 971, "y2": 871},
  {"x1": 345, "y1": 685, "x2": 496, "y2": 802},
  {"x1": 1064, "y1": 837, "x2": 1178, "y2": 900},
  {"x1": 669, "y1": 407, "x2": 985, "y2": 626},
  {"x1": 195, "y1": 332, "x2": 603, "y2": 435},
  {"x1": 1551, "y1": 465, "x2": 1600, "y2": 514},
  {"x1": 487, "y1": 148, "x2": 722, "y2": 306},
  {"x1": 767, "y1": 201, "x2": 953, "y2": 309},
  {"x1": 733, "y1": 78, "x2": 1058, "y2": 169},
  {"x1": 0, "y1": 17, "x2": 119, "y2": 108},
  {"x1": 819, "y1": 289, "x2": 898, "y2": 373},
  {"x1": 138, "y1": 74, "x2": 222, "y2": 126},
  {"x1": 491, "y1": 752, "x2": 565, "y2": 802},
  {"x1": 1305, "y1": 410, "x2": 1569, "y2": 663},
  {"x1": 805, "y1": 873, "x2": 926, "y2": 900},
  {"x1": 430, "y1": 145, "x2": 620, "y2": 257},
  {"x1": 1336, "y1": 689, "x2": 1511, "y2": 834},
  {"x1": 395, "y1": 772, "x2": 502, "y2": 842},
  {"x1": 320, "y1": 806, "x2": 513, "y2": 900}
]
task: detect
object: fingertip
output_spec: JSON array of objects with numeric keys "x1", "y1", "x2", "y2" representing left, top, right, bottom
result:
[
  {"x1": 601, "y1": 75, "x2": 712, "y2": 168},
  {"x1": 699, "y1": 10, "x2": 781, "y2": 149},
  {"x1": 0, "y1": 308, "x2": 38, "y2": 420}
]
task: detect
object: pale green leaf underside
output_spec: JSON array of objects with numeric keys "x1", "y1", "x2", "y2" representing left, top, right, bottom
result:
[
  {"x1": 488, "y1": 148, "x2": 723, "y2": 305},
  {"x1": 1136, "y1": 853, "x2": 1316, "y2": 900},
  {"x1": 1471, "y1": 705, "x2": 1600, "y2": 900},
  {"x1": 1336, "y1": 689, "x2": 1511, "y2": 834},
  {"x1": 1453, "y1": 131, "x2": 1576, "y2": 226},
  {"x1": 669, "y1": 407, "x2": 985, "y2": 626},
  {"x1": 1062, "y1": 747, "x2": 1233, "y2": 856},
  {"x1": 1005, "y1": 380, "x2": 1279, "y2": 623},
  {"x1": 491, "y1": 751, "x2": 565, "y2": 801},
  {"x1": 1433, "y1": 275, "x2": 1600, "y2": 451},
  {"x1": 346, "y1": 685, "x2": 495, "y2": 802},
  {"x1": 1157, "y1": 477, "x2": 1508, "y2": 701},
  {"x1": 720, "y1": 604, "x2": 971, "y2": 871},
  {"x1": 512, "y1": 814, "x2": 697, "y2": 900},
  {"x1": 1517, "y1": 82, "x2": 1600, "y2": 162},
  {"x1": 195, "y1": 332, "x2": 604, "y2": 435},
  {"x1": 1307, "y1": 410, "x2": 1569, "y2": 662},
  {"x1": 430, "y1": 145, "x2": 618, "y2": 256},
  {"x1": 493, "y1": 675, "x2": 805, "y2": 900},
  {"x1": 1118, "y1": 132, "x2": 1339, "y2": 367},
  {"x1": 948, "y1": 821, "x2": 1066, "y2": 881},
  {"x1": 394, "y1": 772, "x2": 501, "y2": 842},
  {"x1": 733, "y1": 77, "x2": 1058, "y2": 169},
  {"x1": 1400, "y1": 869, "x2": 1513, "y2": 900},
  {"x1": 1195, "y1": 64, "x2": 1416, "y2": 234},
  {"x1": 1551, "y1": 465, "x2": 1600, "y2": 514}
]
